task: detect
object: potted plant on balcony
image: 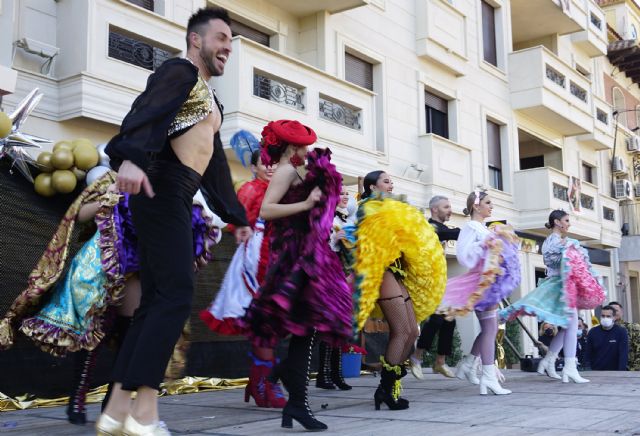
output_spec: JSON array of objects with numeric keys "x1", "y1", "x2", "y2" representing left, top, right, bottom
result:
[{"x1": 341, "y1": 344, "x2": 367, "y2": 378}]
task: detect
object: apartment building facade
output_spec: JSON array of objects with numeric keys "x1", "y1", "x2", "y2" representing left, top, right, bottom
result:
[{"x1": 0, "y1": 0, "x2": 627, "y2": 356}]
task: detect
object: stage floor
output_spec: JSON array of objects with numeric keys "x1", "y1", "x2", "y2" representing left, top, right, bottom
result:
[{"x1": 1, "y1": 369, "x2": 638, "y2": 435}]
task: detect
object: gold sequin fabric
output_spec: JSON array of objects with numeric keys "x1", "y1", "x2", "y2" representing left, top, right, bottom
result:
[{"x1": 168, "y1": 75, "x2": 214, "y2": 136}]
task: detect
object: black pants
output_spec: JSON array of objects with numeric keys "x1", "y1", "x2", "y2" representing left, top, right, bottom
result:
[
  {"x1": 111, "y1": 160, "x2": 200, "y2": 391},
  {"x1": 416, "y1": 314, "x2": 455, "y2": 356}
]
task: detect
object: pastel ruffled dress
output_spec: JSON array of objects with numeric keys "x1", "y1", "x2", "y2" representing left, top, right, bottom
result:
[
  {"x1": 499, "y1": 233, "x2": 605, "y2": 327},
  {"x1": 438, "y1": 221, "x2": 521, "y2": 318}
]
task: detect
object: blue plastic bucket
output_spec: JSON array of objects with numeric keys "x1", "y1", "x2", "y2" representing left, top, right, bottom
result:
[{"x1": 341, "y1": 353, "x2": 362, "y2": 378}]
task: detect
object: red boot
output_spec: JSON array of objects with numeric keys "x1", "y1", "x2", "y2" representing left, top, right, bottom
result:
[
  {"x1": 265, "y1": 359, "x2": 287, "y2": 408},
  {"x1": 245, "y1": 354, "x2": 271, "y2": 407}
]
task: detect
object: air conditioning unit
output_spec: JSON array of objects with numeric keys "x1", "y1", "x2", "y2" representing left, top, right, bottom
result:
[
  {"x1": 635, "y1": 183, "x2": 640, "y2": 198},
  {"x1": 627, "y1": 136, "x2": 640, "y2": 152},
  {"x1": 613, "y1": 156, "x2": 627, "y2": 173},
  {"x1": 614, "y1": 179, "x2": 633, "y2": 199}
]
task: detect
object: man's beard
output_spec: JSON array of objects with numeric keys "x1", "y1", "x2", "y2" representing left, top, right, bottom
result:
[{"x1": 200, "y1": 42, "x2": 223, "y2": 77}]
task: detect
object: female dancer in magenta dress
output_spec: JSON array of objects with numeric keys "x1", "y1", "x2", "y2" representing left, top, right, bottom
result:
[
  {"x1": 200, "y1": 131, "x2": 287, "y2": 408},
  {"x1": 438, "y1": 189, "x2": 520, "y2": 395},
  {"x1": 500, "y1": 210, "x2": 605, "y2": 383},
  {"x1": 241, "y1": 120, "x2": 352, "y2": 431},
  {"x1": 353, "y1": 171, "x2": 447, "y2": 410}
]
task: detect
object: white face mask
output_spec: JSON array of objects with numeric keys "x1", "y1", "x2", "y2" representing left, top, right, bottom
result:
[{"x1": 600, "y1": 318, "x2": 614, "y2": 329}]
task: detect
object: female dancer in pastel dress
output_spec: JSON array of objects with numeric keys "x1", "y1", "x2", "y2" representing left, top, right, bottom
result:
[
  {"x1": 200, "y1": 136, "x2": 287, "y2": 408},
  {"x1": 0, "y1": 171, "x2": 222, "y2": 424},
  {"x1": 438, "y1": 189, "x2": 521, "y2": 395},
  {"x1": 500, "y1": 210, "x2": 605, "y2": 383},
  {"x1": 241, "y1": 120, "x2": 352, "y2": 431},
  {"x1": 316, "y1": 189, "x2": 356, "y2": 391},
  {"x1": 353, "y1": 171, "x2": 447, "y2": 410}
]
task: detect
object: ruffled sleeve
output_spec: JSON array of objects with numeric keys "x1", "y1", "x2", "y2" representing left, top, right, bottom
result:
[
  {"x1": 542, "y1": 233, "x2": 563, "y2": 275},
  {"x1": 456, "y1": 222, "x2": 486, "y2": 269}
]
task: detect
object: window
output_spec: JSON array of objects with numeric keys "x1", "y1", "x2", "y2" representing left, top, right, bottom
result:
[
  {"x1": 481, "y1": 0, "x2": 497, "y2": 67},
  {"x1": 425, "y1": 91, "x2": 448, "y2": 138},
  {"x1": 520, "y1": 156, "x2": 544, "y2": 170},
  {"x1": 108, "y1": 28, "x2": 173, "y2": 71},
  {"x1": 230, "y1": 19, "x2": 270, "y2": 46},
  {"x1": 613, "y1": 87, "x2": 626, "y2": 127},
  {"x1": 345, "y1": 52, "x2": 373, "y2": 91},
  {"x1": 487, "y1": 120, "x2": 503, "y2": 190},
  {"x1": 582, "y1": 162, "x2": 594, "y2": 184},
  {"x1": 127, "y1": 0, "x2": 154, "y2": 11}
]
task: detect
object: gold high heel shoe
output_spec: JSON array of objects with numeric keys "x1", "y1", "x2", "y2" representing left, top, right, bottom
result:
[
  {"x1": 96, "y1": 413, "x2": 124, "y2": 436},
  {"x1": 432, "y1": 362, "x2": 455, "y2": 378},
  {"x1": 122, "y1": 415, "x2": 171, "y2": 436}
]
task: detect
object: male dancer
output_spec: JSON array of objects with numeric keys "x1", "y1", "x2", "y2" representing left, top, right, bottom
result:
[
  {"x1": 410, "y1": 195, "x2": 460, "y2": 379},
  {"x1": 98, "y1": 7, "x2": 251, "y2": 435}
]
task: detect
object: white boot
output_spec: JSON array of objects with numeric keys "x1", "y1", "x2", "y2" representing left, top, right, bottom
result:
[
  {"x1": 536, "y1": 351, "x2": 561, "y2": 380},
  {"x1": 479, "y1": 365, "x2": 511, "y2": 395},
  {"x1": 455, "y1": 355, "x2": 480, "y2": 385},
  {"x1": 562, "y1": 357, "x2": 589, "y2": 383}
]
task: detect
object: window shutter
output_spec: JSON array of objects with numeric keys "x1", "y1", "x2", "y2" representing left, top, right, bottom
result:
[
  {"x1": 127, "y1": 0, "x2": 154, "y2": 11},
  {"x1": 482, "y1": 0, "x2": 497, "y2": 66},
  {"x1": 424, "y1": 91, "x2": 448, "y2": 113},
  {"x1": 230, "y1": 19, "x2": 270, "y2": 46},
  {"x1": 487, "y1": 120, "x2": 502, "y2": 169},
  {"x1": 345, "y1": 52, "x2": 374, "y2": 91}
]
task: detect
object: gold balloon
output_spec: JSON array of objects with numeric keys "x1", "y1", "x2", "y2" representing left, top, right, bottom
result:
[
  {"x1": 36, "y1": 151, "x2": 54, "y2": 173},
  {"x1": 72, "y1": 138, "x2": 93, "y2": 151},
  {"x1": 51, "y1": 170, "x2": 77, "y2": 194},
  {"x1": 71, "y1": 166, "x2": 86, "y2": 181},
  {"x1": 0, "y1": 112, "x2": 10, "y2": 138},
  {"x1": 73, "y1": 143, "x2": 99, "y2": 170},
  {"x1": 53, "y1": 140, "x2": 74, "y2": 152},
  {"x1": 34, "y1": 173, "x2": 56, "y2": 197},
  {"x1": 51, "y1": 148, "x2": 74, "y2": 170}
]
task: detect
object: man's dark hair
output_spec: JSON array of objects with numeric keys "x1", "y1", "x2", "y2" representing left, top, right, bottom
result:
[
  {"x1": 186, "y1": 7, "x2": 231, "y2": 48},
  {"x1": 608, "y1": 301, "x2": 622, "y2": 308},
  {"x1": 602, "y1": 305, "x2": 616, "y2": 314}
]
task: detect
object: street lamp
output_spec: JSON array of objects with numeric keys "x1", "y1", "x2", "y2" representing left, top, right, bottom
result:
[{"x1": 610, "y1": 109, "x2": 639, "y2": 197}]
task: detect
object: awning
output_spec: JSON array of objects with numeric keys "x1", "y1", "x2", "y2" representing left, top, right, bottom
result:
[{"x1": 608, "y1": 39, "x2": 640, "y2": 86}]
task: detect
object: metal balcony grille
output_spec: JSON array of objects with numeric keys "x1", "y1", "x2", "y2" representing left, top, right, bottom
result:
[
  {"x1": 319, "y1": 97, "x2": 361, "y2": 130},
  {"x1": 553, "y1": 183, "x2": 569, "y2": 202},
  {"x1": 108, "y1": 30, "x2": 172, "y2": 71},
  {"x1": 253, "y1": 72, "x2": 304, "y2": 110},
  {"x1": 603, "y1": 206, "x2": 615, "y2": 222},
  {"x1": 127, "y1": 0, "x2": 154, "y2": 11},
  {"x1": 570, "y1": 81, "x2": 587, "y2": 103},
  {"x1": 590, "y1": 13, "x2": 602, "y2": 30},
  {"x1": 596, "y1": 108, "x2": 608, "y2": 125},
  {"x1": 580, "y1": 193, "x2": 594, "y2": 210},
  {"x1": 546, "y1": 65, "x2": 565, "y2": 88}
]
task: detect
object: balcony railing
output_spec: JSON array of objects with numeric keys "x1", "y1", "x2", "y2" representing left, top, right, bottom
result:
[
  {"x1": 600, "y1": 194, "x2": 622, "y2": 248},
  {"x1": 577, "y1": 94, "x2": 614, "y2": 150},
  {"x1": 571, "y1": 0, "x2": 608, "y2": 57},
  {"x1": 266, "y1": 0, "x2": 369, "y2": 17},
  {"x1": 514, "y1": 167, "x2": 603, "y2": 242},
  {"x1": 509, "y1": 46, "x2": 593, "y2": 136},
  {"x1": 213, "y1": 36, "x2": 378, "y2": 175},
  {"x1": 418, "y1": 134, "x2": 472, "y2": 193}
]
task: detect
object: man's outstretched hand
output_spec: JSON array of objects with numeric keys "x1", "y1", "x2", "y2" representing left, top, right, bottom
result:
[{"x1": 117, "y1": 160, "x2": 155, "y2": 197}]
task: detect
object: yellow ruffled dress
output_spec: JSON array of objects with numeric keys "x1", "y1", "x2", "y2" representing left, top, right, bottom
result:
[{"x1": 352, "y1": 194, "x2": 447, "y2": 332}]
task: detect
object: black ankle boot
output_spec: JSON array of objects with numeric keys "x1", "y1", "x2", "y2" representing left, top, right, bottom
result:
[
  {"x1": 316, "y1": 342, "x2": 335, "y2": 390},
  {"x1": 281, "y1": 333, "x2": 328, "y2": 431},
  {"x1": 330, "y1": 346, "x2": 352, "y2": 391},
  {"x1": 374, "y1": 357, "x2": 409, "y2": 411},
  {"x1": 66, "y1": 348, "x2": 98, "y2": 425}
]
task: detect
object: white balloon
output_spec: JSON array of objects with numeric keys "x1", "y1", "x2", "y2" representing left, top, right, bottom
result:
[
  {"x1": 96, "y1": 142, "x2": 110, "y2": 167},
  {"x1": 86, "y1": 165, "x2": 110, "y2": 185}
]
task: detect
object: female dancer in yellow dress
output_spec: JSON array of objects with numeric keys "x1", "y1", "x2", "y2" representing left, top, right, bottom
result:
[{"x1": 352, "y1": 170, "x2": 447, "y2": 410}]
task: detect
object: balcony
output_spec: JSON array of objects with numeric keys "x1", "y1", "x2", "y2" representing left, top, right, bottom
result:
[
  {"x1": 415, "y1": 0, "x2": 467, "y2": 76},
  {"x1": 576, "y1": 94, "x2": 614, "y2": 150},
  {"x1": 266, "y1": 0, "x2": 369, "y2": 16},
  {"x1": 511, "y1": 0, "x2": 586, "y2": 45},
  {"x1": 514, "y1": 167, "x2": 601, "y2": 241},
  {"x1": 570, "y1": 0, "x2": 608, "y2": 57},
  {"x1": 213, "y1": 36, "x2": 379, "y2": 178},
  {"x1": 600, "y1": 194, "x2": 622, "y2": 248},
  {"x1": 509, "y1": 46, "x2": 592, "y2": 136},
  {"x1": 620, "y1": 203, "x2": 640, "y2": 261},
  {"x1": 418, "y1": 133, "x2": 472, "y2": 194}
]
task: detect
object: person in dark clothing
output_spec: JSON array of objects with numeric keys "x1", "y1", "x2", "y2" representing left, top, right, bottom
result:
[
  {"x1": 97, "y1": 7, "x2": 251, "y2": 435},
  {"x1": 586, "y1": 306, "x2": 629, "y2": 371},
  {"x1": 410, "y1": 195, "x2": 461, "y2": 379},
  {"x1": 577, "y1": 317, "x2": 588, "y2": 367}
]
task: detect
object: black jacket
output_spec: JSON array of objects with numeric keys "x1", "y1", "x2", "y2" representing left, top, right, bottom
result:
[
  {"x1": 429, "y1": 218, "x2": 461, "y2": 242},
  {"x1": 105, "y1": 58, "x2": 248, "y2": 227}
]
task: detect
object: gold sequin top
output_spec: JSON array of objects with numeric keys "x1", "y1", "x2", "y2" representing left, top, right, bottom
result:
[{"x1": 168, "y1": 75, "x2": 214, "y2": 137}]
